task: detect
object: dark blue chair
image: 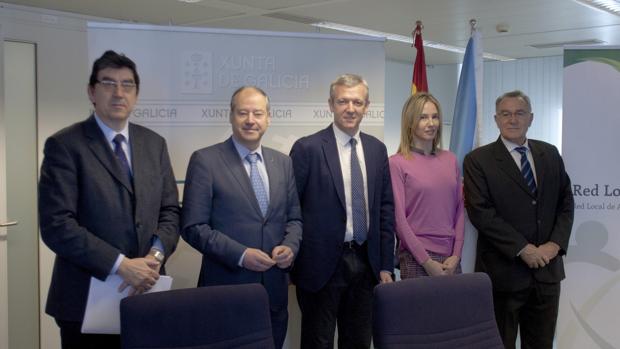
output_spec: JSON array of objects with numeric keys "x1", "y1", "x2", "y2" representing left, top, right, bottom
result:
[
  {"x1": 120, "y1": 283, "x2": 275, "y2": 349},
  {"x1": 373, "y1": 272, "x2": 503, "y2": 349}
]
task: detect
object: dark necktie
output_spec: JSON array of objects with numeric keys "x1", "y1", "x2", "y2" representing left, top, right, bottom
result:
[
  {"x1": 112, "y1": 134, "x2": 132, "y2": 182},
  {"x1": 350, "y1": 138, "x2": 367, "y2": 244},
  {"x1": 515, "y1": 146, "x2": 536, "y2": 195},
  {"x1": 246, "y1": 153, "x2": 269, "y2": 217}
]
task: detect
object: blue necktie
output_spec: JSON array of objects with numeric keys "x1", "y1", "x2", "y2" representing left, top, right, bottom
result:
[
  {"x1": 246, "y1": 153, "x2": 269, "y2": 217},
  {"x1": 112, "y1": 134, "x2": 132, "y2": 183},
  {"x1": 350, "y1": 138, "x2": 367, "y2": 244},
  {"x1": 515, "y1": 146, "x2": 536, "y2": 195}
]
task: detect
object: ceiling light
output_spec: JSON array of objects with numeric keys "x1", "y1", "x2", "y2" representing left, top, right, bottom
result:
[
  {"x1": 263, "y1": 13, "x2": 320, "y2": 24},
  {"x1": 530, "y1": 39, "x2": 606, "y2": 49},
  {"x1": 574, "y1": 0, "x2": 620, "y2": 16},
  {"x1": 177, "y1": 0, "x2": 203, "y2": 3},
  {"x1": 311, "y1": 21, "x2": 513, "y2": 61}
]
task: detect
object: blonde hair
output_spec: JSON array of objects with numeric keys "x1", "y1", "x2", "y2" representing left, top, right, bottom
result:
[{"x1": 397, "y1": 92, "x2": 442, "y2": 158}]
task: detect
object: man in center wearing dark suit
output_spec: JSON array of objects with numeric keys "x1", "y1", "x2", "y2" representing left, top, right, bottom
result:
[
  {"x1": 463, "y1": 90, "x2": 574, "y2": 349},
  {"x1": 39, "y1": 50, "x2": 180, "y2": 349},
  {"x1": 290, "y1": 74, "x2": 395, "y2": 349},
  {"x1": 181, "y1": 86, "x2": 302, "y2": 349}
]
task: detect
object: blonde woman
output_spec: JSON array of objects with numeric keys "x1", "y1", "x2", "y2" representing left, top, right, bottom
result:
[{"x1": 389, "y1": 92, "x2": 464, "y2": 279}]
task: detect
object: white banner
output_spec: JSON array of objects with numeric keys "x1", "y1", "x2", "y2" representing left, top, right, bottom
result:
[
  {"x1": 559, "y1": 47, "x2": 620, "y2": 348},
  {"x1": 88, "y1": 23, "x2": 386, "y2": 184}
]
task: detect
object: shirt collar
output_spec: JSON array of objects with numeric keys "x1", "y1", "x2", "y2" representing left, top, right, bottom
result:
[
  {"x1": 231, "y1": 137, "x2": 264, "y2": 162},
  {"x1": 410, "y1": 146, "x2": 436, "y2": 156},
  {"x1": 500, "y1": 136, "x2": 530, "y2": 153},
  {"x1": 94, "y1": 113, "x2": 129, "y2": 144},
  {"x1": 332, "y1": 123, "x2": 361, "y2": 147}
]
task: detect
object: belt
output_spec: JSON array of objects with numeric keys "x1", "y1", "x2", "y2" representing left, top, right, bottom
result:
[{"x1": 343, "y1": 241, "x2": 366, "y2": 252}]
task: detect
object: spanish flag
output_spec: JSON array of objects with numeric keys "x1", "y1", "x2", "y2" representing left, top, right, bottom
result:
[{"x1": 411, "y1": 22, "x2": 428, "y2": 95}]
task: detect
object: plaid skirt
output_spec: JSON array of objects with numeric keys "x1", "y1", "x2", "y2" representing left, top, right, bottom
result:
[{"x1": 399, "y1": 249, "x2": 462, "y2": 279}]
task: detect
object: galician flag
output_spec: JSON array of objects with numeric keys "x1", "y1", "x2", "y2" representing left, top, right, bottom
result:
[{"x1": 450, "y1": 25, "x2": 482, "y2": 171}]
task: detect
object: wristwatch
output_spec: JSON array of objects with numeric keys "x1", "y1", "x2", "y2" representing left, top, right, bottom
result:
[{"x1": 149, "y1": 248, "x2": 165, "y2": 263}]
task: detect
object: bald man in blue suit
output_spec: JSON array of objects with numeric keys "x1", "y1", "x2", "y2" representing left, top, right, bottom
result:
[{"x1": 181, "y1": 86, "x2": 302, "y2": 349}]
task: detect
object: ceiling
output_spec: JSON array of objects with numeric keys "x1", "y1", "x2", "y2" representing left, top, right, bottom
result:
[{"x1": 2, "y1": 0, "x2": 620, "y2": 64}]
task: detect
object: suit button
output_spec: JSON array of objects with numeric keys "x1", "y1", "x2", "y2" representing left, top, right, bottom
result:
[
  {"x1": 531, "y1": 200, "x2": 537, "y2": 205},
  {"x1": 135, "y1": 222, "x2": 142, "y2": 230}
]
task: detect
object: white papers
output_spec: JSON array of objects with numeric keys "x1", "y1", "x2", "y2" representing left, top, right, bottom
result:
[{"x1": 81, "y1": 274, "x2": 173, "y2": 334}]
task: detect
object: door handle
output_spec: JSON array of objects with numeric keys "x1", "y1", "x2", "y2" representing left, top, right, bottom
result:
[
  {"x1": 0, "y1": 221, "x2": 18, "y2": 227},
  {"x1": 0, "y1": 221, "x2": 18, "y2": 240}
]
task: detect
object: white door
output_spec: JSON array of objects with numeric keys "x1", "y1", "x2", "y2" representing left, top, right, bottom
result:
[
  {"x1": 1, "y1": 38, "x2": 39, "y2": 349},
  {"x1": 0, "y1": 24, "x2": 11, "y2": 349}
]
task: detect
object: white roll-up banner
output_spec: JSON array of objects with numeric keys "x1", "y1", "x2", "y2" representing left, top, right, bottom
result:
[{"x1": 559, "y1": 47, "x2": 620, "y2": 348}]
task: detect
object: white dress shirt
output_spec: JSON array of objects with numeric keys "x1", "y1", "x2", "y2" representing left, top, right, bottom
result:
[{"x1": 332, "y1": 124, "x2": 369, "y2": 242}]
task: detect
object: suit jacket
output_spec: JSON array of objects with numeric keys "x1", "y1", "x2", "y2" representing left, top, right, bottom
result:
[
  {"x1": 289, "y1": 125, "x2": 395, "y2": 292},
  {"x1": 39, "y1": 115, "x2": 180, "y2": 322},
  {"x1": 181, "y1": 137, "x2": 302, "y2": 309},
  {"x1": 463, "y1": 137, "x2": 574, "y2": 292}
]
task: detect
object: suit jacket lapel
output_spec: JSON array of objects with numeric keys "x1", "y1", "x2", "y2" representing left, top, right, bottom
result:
[
  {"x1": 529, "y1": 140, "x2": 546, "y2": 198},
  {"x1": 129, "y1": 124, "x2": 147, "y2": 199},
  {"x1": 84, "y1": 116, "x2": 134, "y2": 194},
  {"x1": 361, "y1": 133, "x2": 376, "y2": 209},
  {"x1": 128, "y1": 124, "x2": 152, "y2": 247},
  {"x1": 492, "y1": 138, "x2": 534, "y2": 198},
  {"x1": 263, "y1": 149, "x2": 278, "y2": 219},
  {"x1": 321, "y1": 127, "x2": 346, "y2": 209},
  {"x1": 219, "y1": 137, "x2": 263, "y2": 217}
]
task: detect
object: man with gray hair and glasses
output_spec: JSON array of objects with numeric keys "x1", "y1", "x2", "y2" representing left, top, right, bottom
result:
[{"x1": 464, "y1": 90, "x2": 574, "y2": 349}]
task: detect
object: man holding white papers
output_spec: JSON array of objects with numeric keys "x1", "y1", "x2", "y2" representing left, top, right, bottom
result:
[{"x1": 39, "y1": 50, "x2": 180, "y2": 349}]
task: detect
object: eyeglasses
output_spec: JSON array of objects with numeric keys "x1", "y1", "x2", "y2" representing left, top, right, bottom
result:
[
  {"x1": 96, "y1": 79, "x2": 137, "y2": 93},
  {"x1": 498, "y1": 110, "x2": 530, "y2": 119},
  {"x1": 334, "y1": 98, "x2": 366, "y2": 108}
]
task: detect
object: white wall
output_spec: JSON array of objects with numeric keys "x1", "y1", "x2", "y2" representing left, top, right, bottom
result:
[{"x1": 384, "y1": 59, "x2": 411, "y2": 154}]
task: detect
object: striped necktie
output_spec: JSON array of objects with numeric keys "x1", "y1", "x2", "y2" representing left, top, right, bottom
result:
[
  {"x1": 246, "y1": 153, "x2": 269, "y2": 217},
  {"x1": 112, "y1": 134, "x2": 132, "y2": 183},
  {"x1": 515, "y1": 146, "x2": 536, "y2": 195}
]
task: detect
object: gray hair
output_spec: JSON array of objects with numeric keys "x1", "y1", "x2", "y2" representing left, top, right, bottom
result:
[
  {"x1": 495, "y1": 90, "x2": 532, "y2": 112},
  {"x1": 329, "y1": 74, "x2": 369, "y2": 103}
]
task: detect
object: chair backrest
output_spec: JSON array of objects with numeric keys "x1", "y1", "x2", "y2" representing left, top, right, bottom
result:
[
  {"x1": 372, "y1": 272, "x2": 503, "y2": 349},
  {"x1": 120, "y1": 283, "x2": 275, "y2": 349}
]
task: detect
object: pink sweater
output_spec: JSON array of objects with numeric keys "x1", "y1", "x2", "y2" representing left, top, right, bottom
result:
[{"x1": 389, "y1": 150, "x2": 464, "y2": 264}]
